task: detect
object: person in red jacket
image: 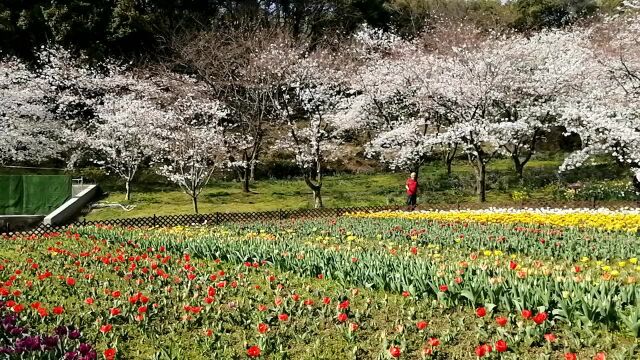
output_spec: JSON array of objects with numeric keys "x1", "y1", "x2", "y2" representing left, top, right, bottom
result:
[{"x1": 405, "y1": 172, "x2": 418, "y2": 210}]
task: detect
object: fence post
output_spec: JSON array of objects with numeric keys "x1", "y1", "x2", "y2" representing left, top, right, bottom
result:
[
  {"x1": 279, "y1": 210, "x2": 283, "y2": 221},
  {"x1": 336, "y1": 208, "x2": 341, "y2": 217},
  {"x1": 153, "y1": 214, "x2": 156, "y2": 227},
  {"x1": 215, "y1": 212, "x2": 220, "y2": 225},
  {"x1": 591, "y1": 197, "x2": 596, "y2": 209}
]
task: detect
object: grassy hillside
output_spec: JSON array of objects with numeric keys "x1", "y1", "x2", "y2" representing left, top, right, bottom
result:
[
  {"x1": 3, "y1": 154, "x2": 634, "y2": 221},
  {"x1": 84, "y1": 155, "x2": 636, "y2": 220}
]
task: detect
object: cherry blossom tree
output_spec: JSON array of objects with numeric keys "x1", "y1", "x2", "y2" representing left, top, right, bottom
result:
[
  {"x1": 491, "y1": 29, "x2": 594, "y2": 179},
  {"x1": 264, "y1": 41, "x2": 351, "y2": 208},
  {"x1": 0, "y1": 56, "x2": 63, "y2": 165},
  {"x1": 88, "y1": 93, "x2": 168, "y2": 200},
  {"x1": 169, "y1": 26, "x2": 284, "y2": 192},
  {"x1": 154, "y1": 96, "x2": 228, "y2": 214},
  {"x1": 560, "y1": 15, "x2": 640, "y2": 192},
  {"x1": 342, "y1": 26, "x2": 445, "y2": 176}
]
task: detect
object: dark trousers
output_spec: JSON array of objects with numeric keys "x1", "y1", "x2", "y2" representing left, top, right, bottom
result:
[{"x1": 406, "y1": 194, "x2": 417, "y2": 210}]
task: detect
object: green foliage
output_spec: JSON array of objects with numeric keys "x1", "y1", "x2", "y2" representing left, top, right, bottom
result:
[
  {"x1": 513, "y1": 0, "x2": 599, "y2": 30},
  {"x1": 0, "y1": 0, "x2": 625, "y2": 59}
]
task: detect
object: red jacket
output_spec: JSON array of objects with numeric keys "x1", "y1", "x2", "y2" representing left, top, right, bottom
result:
[{"x1": 406, "y1": 178, "x2": 418, "y2": 195}]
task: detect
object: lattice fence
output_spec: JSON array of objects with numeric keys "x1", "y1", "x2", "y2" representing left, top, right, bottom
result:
[{"x1": 3, "y1": 200, "x2": 639, "y2": 237}]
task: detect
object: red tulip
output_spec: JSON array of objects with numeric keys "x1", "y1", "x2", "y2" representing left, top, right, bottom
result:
[
  {"x1": 594, "y1": 353, "x2": 606, "y2": 360},
  {"x1": 103, "y1": 348, "x2": 117, "y2": 360},
  {"x1": 495, "y1": 340, "x2": 508, "y2": 353},
  {"x1": 323, "y1": 297, "x2": 331, "y2": 305},
  {"x1": 544, "y1": 333, "x2": 557, "y2": 342},
  {"x1": 247, "y1": 345, "x2": 261, "y2": 358},
  {"x1": 416, "y1": 320, "x2": 428, "y2": 330},
  {"x1": 475, "y1": 345, "x2": 487, "y2": 357},
  {"x1": 339, "y1": 300, "x2": 350, "y2": 309},
  {"x1": 476, "y1": 307, "x2": 486, "y2": 317},
  {"x1": 100, "y1": 324, "x2": 113, "y2": 334},
  {"x1": 66, "y1": 277, "x2": 76, "y2": 286},
  {"x1": 564, "y1": 353, "x2": 577, "y2": 360},
  {"x1": 495, "y1": 316, "x2": 508, "y2": 327},
  {"x1": 138, "y1": 306, "x2": 147, "y2": 314},
  {"x1": 428, "y1": 338, "x2": 440, "y2": 347},
  {"x1": 533, "y1": 312, "x2": 548, "y2": 325},
  {"x1": 85, "y1": 297, "x2": 95, "y2": 305},
  {"x1": 389, "y1": 346, "x2": 401, "y2": 358},
  {"x1": 337, "y1": 313, "x2": 348, "y2": 322},
  {"x1": 402, "y1": 291, "x2": 410, "y2": 297},
  {"x1": 278, "y1": 313, "x2": 289, "y2": 321},
  {"x1": 258, "y1": 323, "x2": 269, "y2": 334},
  {"x1": 52, "y1": 306, "x2": 64, "y2": 315},
  {"x1": 349, "y1": 323, "x2": 359, "y2": 332},
  {"x1": 439, "y1": 284, "x2": 448, "y2": 292},
  {"x1": 521, "y1": 309, "x2": 532, "y2": 319},
  {"x1": 509, "y1": 261, "x2": 517, "y2": 270},
  {"x1": 110, "y1": 308, "x2": 121, "y2": 316}
]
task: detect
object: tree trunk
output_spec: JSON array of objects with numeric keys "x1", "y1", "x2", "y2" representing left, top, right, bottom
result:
[
  {"x1": 477, "y1": 161, "x2": 487, "y2": 202},
  {"x1": 242, "y1": 166, "x2": 250, "y2": 193},
  {"x1": 513, "y1": 156, "x2": 524, "y2": 179},
  {"x1": 304, "y1": 174, "x2": 323, "y2": 208},
  {"x1": 633, "y1": 173, "x2": 640, "y2": 197},
  {"x1": 312, "y1": 188, "x2": 323, "y2": 208},
  {"x1": 444, "y1": 144, "x2": 457, "y2": 177},
  {"x1": 249, "y1": 161, "x2": 256, "y2": 181},
  {"x1": 192, "y1": 196, "x2": 199, "y2": 214},
  {"x1": 241, "y1": 152, "x2": 250, "y2": 193},
  {"x1": 125, "y1": 180, "x2": 132, "y2": 201}
]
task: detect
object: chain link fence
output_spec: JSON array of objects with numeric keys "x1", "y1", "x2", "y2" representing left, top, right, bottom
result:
[{"x1": 2, "y1": 200, "x2": 639, "y2": 237}]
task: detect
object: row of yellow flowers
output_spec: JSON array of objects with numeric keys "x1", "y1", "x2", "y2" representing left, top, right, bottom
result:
[{"x1": 347, "y1": 208, "x2": 640, "y2": 232}]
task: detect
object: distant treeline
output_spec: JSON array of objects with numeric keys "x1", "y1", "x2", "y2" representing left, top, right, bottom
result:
[{"x1": 0, "y1": 0, "x2": 621, "y2": 59}]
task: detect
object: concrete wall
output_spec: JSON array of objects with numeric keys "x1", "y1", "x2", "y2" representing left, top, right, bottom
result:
[
  {"x1": 0, "y1": 215, "x2": 45, "y2": 232},
  {"x1": 44, "y1": 185, "x2": 98, "y2": 226}
]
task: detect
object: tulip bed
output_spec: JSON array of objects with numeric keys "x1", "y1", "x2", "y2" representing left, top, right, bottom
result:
[{"x1": 1, "y1": 212, "x2": 640, "y2": 359}]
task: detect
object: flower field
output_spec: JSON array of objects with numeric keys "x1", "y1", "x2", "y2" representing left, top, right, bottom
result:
[
  {"x1": 347, "y1": 208, "x2": 640, "y2": 233},
  {"x1": 1, "y1": 210, "x2": 640, "y2": 359}
]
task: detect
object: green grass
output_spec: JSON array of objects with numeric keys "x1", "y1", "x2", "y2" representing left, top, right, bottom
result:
[
  {"x1": 5, "y1": 154, "x2": 627, "y2": 220},
  {"x1": 84, "y1": 157, "x2": 567, "y2": 220}
]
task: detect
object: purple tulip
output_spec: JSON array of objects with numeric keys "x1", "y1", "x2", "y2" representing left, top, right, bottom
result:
[
  {"x1": 78, "y1": 343, "x2": 93, "y2": 355},
  {"x1": 69, "y1": 328, "x2": 82, "y2": 340},
  {"x1": 43, "y1": 335, "x2": 59, "y2": 348},
  {"x1": 56, "y1": 326, "x2": 69, "y2": 336},
  {"x1": 65, "y1": 351, "x2": 80, "y2": 360}
]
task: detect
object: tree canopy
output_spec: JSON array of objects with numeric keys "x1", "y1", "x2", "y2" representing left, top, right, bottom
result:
[{"x1": 0, "y1": 0, "x2": 626, "y2": 59}]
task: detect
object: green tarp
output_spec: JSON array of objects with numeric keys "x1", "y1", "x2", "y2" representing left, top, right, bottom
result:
[{"x1": 0, "y1": 175, "x2": 71, "y2": 215}]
